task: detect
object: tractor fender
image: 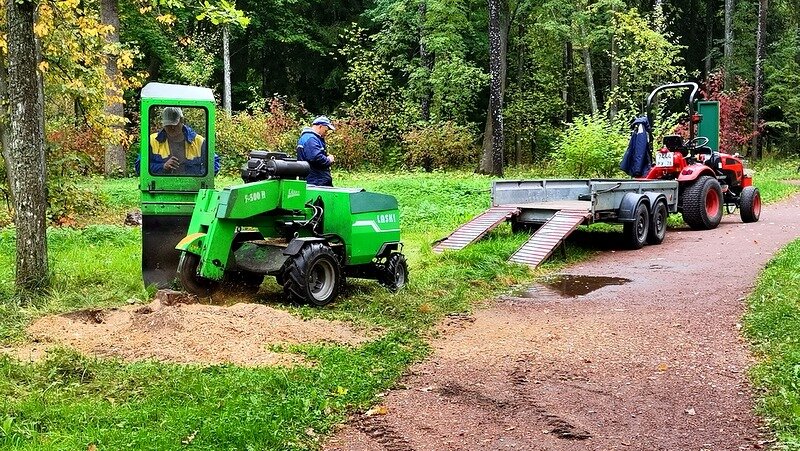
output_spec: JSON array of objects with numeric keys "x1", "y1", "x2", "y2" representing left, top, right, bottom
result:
[
  {"x1": 283, "y1": 237, "x2": 328, "y2": 256},
  {"x1": 677, "y1": 163, "x2": 716, "y2": 183},
  {"x1": 175, "y1": 232, "x2": 206, "y2": 255},
  {"x1": 618, "y1": 193, "x2": 650, "y2": 222}
]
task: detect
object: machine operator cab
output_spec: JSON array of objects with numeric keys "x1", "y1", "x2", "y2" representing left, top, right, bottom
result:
[{"x1": 139, "y1": 82, "x2": 217, "y2": 289}]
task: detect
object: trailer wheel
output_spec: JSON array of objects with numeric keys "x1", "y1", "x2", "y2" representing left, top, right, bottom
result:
[
  {"x1": 682, "y1": 176, "x2": 723, "y2": 230},
  {"x1": 623, "y1": 202, "x2": 649, "y2": 249},
  {"x1": 177, "y1": 252, "x2": 218, "y2": 296},
  {"x1": 381, "y1": 253, "x2": 409, "y2": 292},
  {"x1": 281, "y1": 243, "x2": 341, "y2": 306},
  {"x1": 739, "y1": 186, "x2": 761, "y2": 223},
  {"x1": 646, "y1": 202, "x2": 668, "y2": 245}
]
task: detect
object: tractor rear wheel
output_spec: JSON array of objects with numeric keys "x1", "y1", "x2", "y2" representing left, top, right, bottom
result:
[
  {"x1": 281, "y1": 243, "x2": 341, "y2": 306},
  {"x1": 177, "y1": 252, "x2": 218, "y2": 296},
  {"x1": 380, "y1": 253, "x2": 409, "y2": 292},
  {"x1": 623, "y1": 202, "x2": 649, "y2": 249},
  {"x1": 740, "y1": 186, "x2": 762, "y2": 223},
  {"x1": 647, "y1": 201, "x2": 668, "y2": 245},
  {"x1": 682, "y1": 176, "x2": 723, "y2": 230}
]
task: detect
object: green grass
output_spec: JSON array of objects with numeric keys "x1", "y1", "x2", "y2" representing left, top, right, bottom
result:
[
  {"x1": 0, "y1": 162, "x2": 797, "y2": 450},
  {"x1": 744, "y1": 240, "x2": 800, "y2": 449}
]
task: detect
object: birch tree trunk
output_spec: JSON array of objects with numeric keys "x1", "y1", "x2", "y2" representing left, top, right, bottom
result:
[
  {"x1": 752, "y1": 0, "x2": 768, "y2": 159},
  {"x1": 563, "y1": 41, "x2": 574, "y2": 123},
  {"x1": 101, "y1": 0, "x2": 126, "y2": 176},
  {"x1": 3, "y1": 0, "x2": 49, "y2": 292},
  {"x1": 724, "y1": 0, "x2": 734, "y2": 87},
  {"x1": 478, "y1": 0, "x2": 507, "y2": 176},
  {"x1": 419, "y1": 0, "x2": 432, "y2": 122},
  {"x1": 581, "y1": 26, "x2": 598, "y2": 115},
  {"x1": 223, "y1": 25, "x2": 232, "y2": 115}
]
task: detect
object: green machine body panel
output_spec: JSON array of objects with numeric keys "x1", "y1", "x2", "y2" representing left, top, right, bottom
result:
[
  {"x1": 179, "y1": 180, "x2": 402, "y2": 281},
  {"x1": 696, "y1": 100, "x2": 720, "y2": 152},
  {"x1": 139, "y1": 82, "x2": 217, "y2": 288}
]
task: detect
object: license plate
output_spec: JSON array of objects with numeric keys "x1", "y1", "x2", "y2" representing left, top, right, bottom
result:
[{"x1": 656, "y1": 152, "x2": 674, "y2": 167}]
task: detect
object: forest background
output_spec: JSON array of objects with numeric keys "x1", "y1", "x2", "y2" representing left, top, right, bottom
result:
[{"x1": 0, "y1": 0, "x2": 796, "y2": 287}]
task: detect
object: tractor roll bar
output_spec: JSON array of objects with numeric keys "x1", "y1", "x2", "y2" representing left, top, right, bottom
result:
[{"x1": 645, "y1": 82, "x2": 700, "y2": 142}]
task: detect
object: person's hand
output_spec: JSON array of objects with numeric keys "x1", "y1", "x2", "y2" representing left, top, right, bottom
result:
[
  {"x1": 327, "y1": 154, "x2": 335, "y2": 164},
  {"x1": 164, "y1": 156, "x2": 179, "y2": 171}
]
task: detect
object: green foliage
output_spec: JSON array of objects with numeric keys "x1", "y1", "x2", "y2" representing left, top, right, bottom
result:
[
  {"x1": 607, "y1": 8, "x2": 686, "y2": 113},
  {"x1": 215, "y1": 99, "x2": 302, "y2": 176},
  {"x1": 401, "y1": 121, "x2": 478, "y2": 171},
  {"x1": 324, "y1": 118, "x2": 383, "y2": 170},
  {"x1": 551, "y1": 113, "x2": 628, "y2": 177},
  {"x1": 764, "y1": 30, "x2": 800, "y2": 154}
]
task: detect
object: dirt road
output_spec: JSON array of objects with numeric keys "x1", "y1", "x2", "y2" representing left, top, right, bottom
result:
[{"x1": 325, "y1": 194, "x2": 800, "y2": 451}]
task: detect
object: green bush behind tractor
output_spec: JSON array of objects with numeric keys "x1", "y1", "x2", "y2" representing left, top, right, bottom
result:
[{"x1": 139, "y1": 83, "x2": 408, "y2": 305}]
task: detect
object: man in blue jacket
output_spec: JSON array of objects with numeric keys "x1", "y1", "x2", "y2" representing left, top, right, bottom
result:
[
  {"x1": 296, "y1": 116, "x2": 336, "y2": 186},
  {"x1": 135, "y1": 107, "x2": 220, "y2": 176}
]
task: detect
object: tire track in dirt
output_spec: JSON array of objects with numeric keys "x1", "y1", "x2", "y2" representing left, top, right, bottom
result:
[{"x1": 325, "y1": 193, "x2": 800, "y2": 451}]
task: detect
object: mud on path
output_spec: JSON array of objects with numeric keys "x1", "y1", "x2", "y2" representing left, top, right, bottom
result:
[
  {"x1": 326, "y1": 194, "x2": 800, "y2": 451},
  {"x1": 8, "y1": 296, "x2": 376, "y2": 367}
]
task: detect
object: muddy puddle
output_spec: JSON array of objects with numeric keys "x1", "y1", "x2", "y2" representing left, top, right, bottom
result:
[{"x1": 513, "y1": 274, "x2": 631, "y2": 299}]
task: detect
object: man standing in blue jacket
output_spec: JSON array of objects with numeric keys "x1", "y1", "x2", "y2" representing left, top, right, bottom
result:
[{"x1": 296, "y1": 116, "x2": 336, "y2": 186}]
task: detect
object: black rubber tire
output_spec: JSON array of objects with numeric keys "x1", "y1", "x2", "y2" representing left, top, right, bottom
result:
[
  {"x1": 681, "y1": 176, "x2": 723, "y2": 230},
  {"x1": 281, "y1": 243, "x2": 341, "y2": 306},
  {"x1": 623, "y1": 202, "x2": 649, "y2": 250},
  {"x1": 381, "y1": 253, "x2": 409, "y2": 292},
  {"x1": 740, "y1": 186, "x2": 761, "y2": 223},
  {"x1": 646, "y1": 201, "x2": 668, "y2": 245},
  {"x1": 177, "y1": 252, "x2": 218, "y2": 296}
]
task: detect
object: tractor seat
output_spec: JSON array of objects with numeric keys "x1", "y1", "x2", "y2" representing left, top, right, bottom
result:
[{"x1": 662, "y1": 135, "x2": 686, "y2": 156}]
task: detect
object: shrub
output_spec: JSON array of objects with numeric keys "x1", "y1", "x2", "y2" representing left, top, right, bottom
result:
[
  {"x1": 325, "y1": 118, "x2": 383, "y2": 170},
  {"x1": 216, "y1": 98, "x2": 302, "y2": 176},
  {"x1": 402, "y1": 121, "x2": 478, "y2": 171},
  {"x1": 551, "y1": 114, "x2": 628, "y2": 177},
  {"x1": 46, "y1": 122, "x2": 105, "y2": 175}
]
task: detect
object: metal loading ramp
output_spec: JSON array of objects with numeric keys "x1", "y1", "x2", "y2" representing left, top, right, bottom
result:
[
  {"x1": 433, "y1": 206, "x2": 519, "y2": 253},
  {"x1": 509, "y1": 209, "x2": 591, "y2": 268}
]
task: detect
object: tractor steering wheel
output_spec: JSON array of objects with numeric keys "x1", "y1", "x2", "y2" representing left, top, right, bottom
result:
[{"x1": 686, "y1": 136, "x2": 710, "y2": 148}]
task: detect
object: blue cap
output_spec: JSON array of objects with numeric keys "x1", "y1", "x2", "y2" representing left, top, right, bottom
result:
[{"x1": 312, "y1": 115, "x2": 335, "y2": 131}]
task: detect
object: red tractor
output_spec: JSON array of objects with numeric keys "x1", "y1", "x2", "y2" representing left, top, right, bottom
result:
[{"x1": 643, "y1": 82, "x2": 761, "y2": 229}]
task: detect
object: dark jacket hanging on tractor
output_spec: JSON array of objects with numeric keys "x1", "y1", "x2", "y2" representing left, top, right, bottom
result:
[{"x1": 620, "y1": 116, "x2": 652, "y2": 177}]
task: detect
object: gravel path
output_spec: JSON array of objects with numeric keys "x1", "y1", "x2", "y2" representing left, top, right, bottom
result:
[{"x1": 325, "y1": 193, "x2": 800, "y2": 451}]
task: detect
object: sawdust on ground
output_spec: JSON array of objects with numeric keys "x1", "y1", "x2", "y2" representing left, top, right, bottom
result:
[{"x1": 9, "y1": 298, "x2": 376, "y2": 367}]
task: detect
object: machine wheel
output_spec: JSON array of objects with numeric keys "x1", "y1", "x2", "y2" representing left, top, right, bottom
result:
[
  {"x1": 281, "y1": 243, "x2": 341, "y2": 306},
  {"x1": 682, "y1": 176, "x2": 723, "y2": 230},
  {"x1": 646, "y1": 201, "x2": 668, "y2": 245},
  {"x1": 380, "y1": 253, "x2": 409, "y2": 292},
  {"x1": 177, "y1": 252, "x2": 218, "y2": 296},
  {"x1": 623, "y1": 202, "x2": 649, "y2": 250},
  {"x1": 740, "y1": 186, "x2": 762, "y2": 223}
]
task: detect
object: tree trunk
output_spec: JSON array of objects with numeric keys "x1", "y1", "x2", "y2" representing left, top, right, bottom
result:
[
  {"x1": 3, "y1": 0, "x2": 49, "y2": 293},
  {"x1": 101, "y1": 0, "x2": 125, "y2": 176},
  {"x1": 419, "y1": 0, "x2": 432, "y2": 122},
  {"x1": 752, "y1": 0, "x2": 767, "y2": 159},
  {"x1": 564, "y1": 41, "x2": 574, "y2": 123},
  {"x1": 704, "y1": 0, "x2": 714, "y2": 77},
  {"x1": 581, "y1": 27, "x2": 598, "y2": 115},
  {"x1": 610, "y1": 26, "x2": 618, "y2": 121},
  {"x1": 515, "y1": 22, "x2": 524, "y2": 165},
  {"x1": 724, "y1": 0, "x2": 734, "y2": 87},
  {"x1": 478, "y1": 0, "x2": 509, "y2": 176},
  {"x1": 223, "y1": 25, "x2": 232, "y2": 115}
]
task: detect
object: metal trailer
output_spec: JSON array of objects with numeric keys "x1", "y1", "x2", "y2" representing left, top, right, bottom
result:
[{"x1": 434, "y1": 178, "x2": 679, "y2": 268}]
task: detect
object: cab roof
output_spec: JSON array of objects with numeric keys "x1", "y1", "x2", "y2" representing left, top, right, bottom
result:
[{"x1": 141, "y1": 83, "x2": 215, "y2": 102}]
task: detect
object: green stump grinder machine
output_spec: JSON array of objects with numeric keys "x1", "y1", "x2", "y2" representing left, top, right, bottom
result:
[{"x1": 139, "y1": 83, "x2": 408, "y2": 306}]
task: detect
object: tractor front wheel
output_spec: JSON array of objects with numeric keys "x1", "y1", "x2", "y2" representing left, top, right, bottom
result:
[
  {"x1": 281, "y1": 243, "x2": 342, "y2": 306},
  {"x1": 647, "y1": 201, "x2": 668, "y2": 245},
  {"x1": 177, "y1": 252, "x2": 218, "y2": 296},
  {"x1": 682, "y1": 176, "x2": 723, "y2": 230},
  {"x1": 380, "y1": 253, "x2": 409, "y2": 292},
  {"x1": 740, "y1": 186, "x2": 762, "y2": 223},
  {"x1": 623, "y1": 202, "x2": 649, "y2": 249}
]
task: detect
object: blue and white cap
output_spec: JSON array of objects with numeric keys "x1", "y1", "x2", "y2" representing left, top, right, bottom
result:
[{"x1": 312, "y1": 115, "x2": 335, "y2": 131}]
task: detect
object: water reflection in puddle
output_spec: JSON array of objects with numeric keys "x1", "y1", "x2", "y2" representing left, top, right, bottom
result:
[{"x1": 516, "y1": 274, "x2": 631, "y2": 298}]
